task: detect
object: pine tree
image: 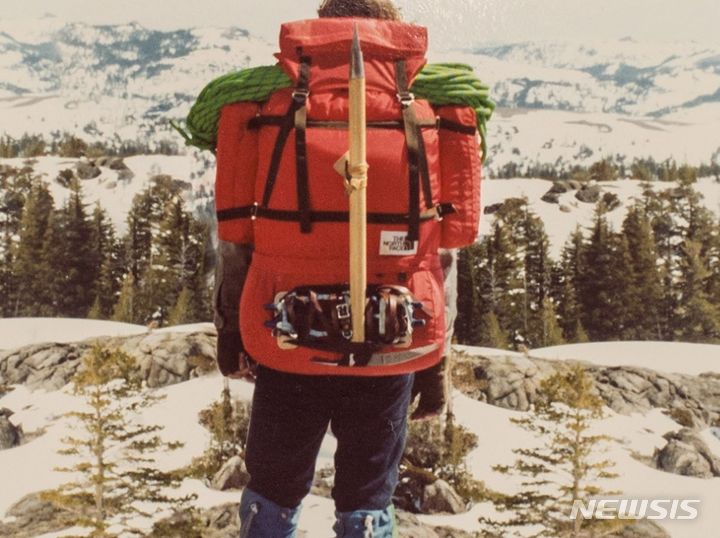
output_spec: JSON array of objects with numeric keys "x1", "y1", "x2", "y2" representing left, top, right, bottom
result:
[
  {"x1": 589, "y1": 158, "x2": 618, "y2": 182},
  {"x1": 40, "y1": 209, "x2": 67, "y2": 315},
  {"x1": 12, "y1": 180, "x2": 55, "y2": 316},
  {"x1": 167, "y1": 287, "x2": 192, "y2": 326},
  {"x1": 520, "y1": 204, "x2": 552, "y2": 346},
  {"x1": 455, "y1": 243, "x2": 483, "y2": 344},
  {"x1": 88, "y1": 296, "x2": 104, "y2": 319},
  {"x1": 183, "y1": 220, "x2": 213, "y2": 323},
  {"x1": 483, "y1": 366, "x2": 620, "y2": 537},
  {"x1": 90, "y1": 204, "x2": 123, "y2": 318},
  {"x1": 137, "y1": 196, "x2": 193, "y2": 326},
  {"x1": 554, "y1": 228, "x2": 586, "y2": 342},
  {"x1": 189, "y1": 380, "x2": 251, "y2": 479},
  {"x1": 621, "y1": 205, "x2": 663, "y2": 339},
  {"x1": 705, "y1": 220, "x2": 720, "y2": 312},
  {"x1": 577, "y1": 206, "x2": 633, "y2": 340},
  {"x1": 630, "y1": 161, "x2": 653, "y2": 182},
  {"x1": 56, "y1": 180, "x2": 95, "y2": 316},
  {"x1": 674, "y1": 240, "x2": 720, "y2": 342},
  {"x1": 0, "y1": 166, "x2": 33, "y2": 315},
  {"x1": 42, "y1": 346, "x2": 193, "y2": 536},
  {"x1": 485, "y1": 217, "x2": 525, "y2": 340},
  {"x1": 573, "y1": 321, "x2": 590, "y2": 344},
  {"x1": 479, "y1": 310, "x2": 509, "y2": 349},
  {"x1": 539, "y1": 297, "x2": 565, "y2": 347},
  {"x1": 111, "y1": 273, "x2": 136, "y2": 323}
]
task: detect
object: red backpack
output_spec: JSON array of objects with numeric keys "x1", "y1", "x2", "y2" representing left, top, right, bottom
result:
[{"x1": 214, "y1": 18, "x2": 481, "y2": 376}]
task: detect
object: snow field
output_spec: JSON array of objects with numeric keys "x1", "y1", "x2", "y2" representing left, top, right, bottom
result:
[{"x1": 1, "y1": 319, "x2": 720, "y2": 536}]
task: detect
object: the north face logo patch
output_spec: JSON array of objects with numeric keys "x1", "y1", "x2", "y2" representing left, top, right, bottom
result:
[{"x1": 379, "y1": 231, "x2": 418, "y2": 256}]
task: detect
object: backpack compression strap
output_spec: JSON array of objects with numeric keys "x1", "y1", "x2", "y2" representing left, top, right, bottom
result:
[
  {"x1": 395, "y1": 60, "x2": 433, "y2": 243},
  {"x1": 261, "y1": 57, "x2": 313, "y2": 234}
]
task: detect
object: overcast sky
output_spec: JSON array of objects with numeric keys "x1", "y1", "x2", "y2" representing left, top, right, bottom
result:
[{"x1": 3, "y1": 0, "x2": 719, "y2": 48}]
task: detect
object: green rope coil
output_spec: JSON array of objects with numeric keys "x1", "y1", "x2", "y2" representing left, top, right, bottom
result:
[{"x1": 174, "y1": 62, "x2": 494, "y2": 159}]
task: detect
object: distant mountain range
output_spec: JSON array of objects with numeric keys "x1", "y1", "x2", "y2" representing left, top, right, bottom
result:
[{"x1": 2, "y1": 19, "x2": 719, "y2": 170}]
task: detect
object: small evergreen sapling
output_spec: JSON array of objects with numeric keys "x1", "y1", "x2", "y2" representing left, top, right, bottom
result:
[
  {"x1": 43, "y1": 345, "x2": 194, "y2": 537},
  {"x1": 483, "y1": 365, "x2": 621, "y2": 538},
  {"x1": 187, "y1": 379, "x2": 251, "y2": 480}
]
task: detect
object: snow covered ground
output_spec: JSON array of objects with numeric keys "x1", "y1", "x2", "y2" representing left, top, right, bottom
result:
[
  {"x1": 0, "y1": 318, "x2": 148, "y2": 350},
  {"x1": 532, "y1": 341, "x2": 720, "y2": 376},
  {"x1": 1, "y1": 319, "x2": 719, "y2": 537}
]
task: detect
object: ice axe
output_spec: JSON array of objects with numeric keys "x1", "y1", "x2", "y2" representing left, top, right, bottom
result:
[{"x1": 335, "y1": 25, "x2": 368, "y2": 343}]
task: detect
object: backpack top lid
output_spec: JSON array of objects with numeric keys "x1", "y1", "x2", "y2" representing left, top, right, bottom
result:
[{"x1": 276, "y1": 18, "x2": 428, "y2": 93}]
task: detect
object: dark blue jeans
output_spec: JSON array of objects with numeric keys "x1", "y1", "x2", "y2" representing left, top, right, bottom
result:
[{"x1": 245, "y1": 365, "x2": 413, "y2": 512}]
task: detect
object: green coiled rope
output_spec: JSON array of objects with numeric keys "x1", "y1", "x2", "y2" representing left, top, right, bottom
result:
[{"x1": 173, "y1": 62, "x2": 494, "y2": 160}]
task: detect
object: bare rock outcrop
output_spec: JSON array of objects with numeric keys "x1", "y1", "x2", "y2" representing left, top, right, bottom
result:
[
  {"x1": 464, "y1": 353, "x2": 720, "y2": 428},
  {"x1": 0, "y1": 327, "x2": 218, "y2": 392},
  {"x1": 654, "y1": 428, "x2": 720, "y2": 478}
]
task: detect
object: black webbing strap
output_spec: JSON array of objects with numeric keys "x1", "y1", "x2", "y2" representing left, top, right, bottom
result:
[
  {"x1": 294, "y1": 57, "x2": 312, "y2": 233},
  {"x1": 249, "y1": 117, "x2": 437, "y2": 130},
  {"x1": 260, "y1": 57, "x2": 312, "y2": 233},
  {"x1": 395, "y1": 60, "x2": 433, "y2": 242},
  {"x1": 216, "y1": 203, "x2": 457, "y2": 224},
  {"x1": 437, "y1": 117, "x2": 477, "y2": 135}
]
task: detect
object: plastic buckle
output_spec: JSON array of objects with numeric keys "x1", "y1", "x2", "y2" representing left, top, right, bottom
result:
[
  {"x1": 251, "y1": 202, "x2": 259, "y2": 220},
  {"x1": 292, "y1": 88, "x2": 310, "y2": 104},
  {"x1": 336, "y1": 303, "x2": 351, "y2": 320},
  {"x1": 396, "y1": 91, "x2": 415, "y2": 108}
]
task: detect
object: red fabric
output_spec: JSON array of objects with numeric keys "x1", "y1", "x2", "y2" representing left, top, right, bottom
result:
[
  {"x1": 276, "y1": 18, "x2": 427, "y2": 94},
  {"x1": 436, "y1": 106, "x2": 482, "y2": 249},
  {"x1": 215, "y1": 102, "x2": 260, "y2": 244},
  {"x1": 214, "y1": 18, "x2": 480, "y2": 375}
]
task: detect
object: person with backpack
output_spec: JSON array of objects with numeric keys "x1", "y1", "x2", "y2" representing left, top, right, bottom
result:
[{"x1": 180, "y1": 0, "x2": 493, "y2": 535}]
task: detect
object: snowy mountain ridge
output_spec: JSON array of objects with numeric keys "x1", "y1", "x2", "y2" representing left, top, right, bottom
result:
[
  {"x1": 2, "y1": 20, "x2": 720, "y2": 170},
  {"x1": 461, "y1": 39, "x2": 720, "y2": 116}
]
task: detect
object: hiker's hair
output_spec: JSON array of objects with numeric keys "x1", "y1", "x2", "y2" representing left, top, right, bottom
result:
[{"x1": 317, "y1": 0, "x2": 402, "y2": 21}]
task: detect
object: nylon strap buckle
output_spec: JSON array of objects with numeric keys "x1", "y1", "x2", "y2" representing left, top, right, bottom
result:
[
  {"x1": 292, "y1": 88, "x2": 310, "y2": 104},
  {"x1": 396, "y1": 91, "x2": 415, "y2": 108}
]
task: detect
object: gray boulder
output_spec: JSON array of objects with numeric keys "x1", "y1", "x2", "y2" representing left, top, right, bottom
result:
[
  {"x1": 575, "y1": 184, "x2": 601, "y2": 203},
  {"x1": 0, "y1": 408, "x2": 22, "y2": 449},
  {"x1": 396, "y1": 511, "x2": 441, "y2": 538},
  {"x1": 0, "y1": 493, "x2": 71, "y2": 538},
  {"x1": 75, "y1": 161, "x2": 101, "y2": 180},
  {"x1": 483, "y1": 203, "x2": 503, "y2": 215},
  {"x1": 654, "y1": 428, "x2": 720, "y2": 478},
  {"x1": 610, "y1": 520, "x2": 671, "y2": 537},
  {"x1": 211, "y1": 455, "x2": 250, "y2": 491},
  {"x1": 549, "y1": 181, "x2": 570, "y2": 194},
  {"x1": 117, "y1": 168, "x2": 135, "y2": 181},
  {"x1": 472, "y1": 356, "x2": 556, "y2": 411},
  {"x1": 420, "y1": 479, "x2": 467, "y2": 514},
  {"x1": 541, "y1": 191, "x2": 560, "y2": 204},
  {"x1": 108, "y1": 157, "x2": 128, "y2": 170}
]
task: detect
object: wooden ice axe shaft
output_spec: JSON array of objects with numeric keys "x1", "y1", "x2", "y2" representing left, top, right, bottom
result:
[{"x1": 349, "y1": 26, "x2": 367, "y2": 343}]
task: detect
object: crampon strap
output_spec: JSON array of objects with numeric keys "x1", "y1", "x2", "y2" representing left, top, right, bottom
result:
[{"x1": 264, "y1": 284, "x2": 430, "y2": 366}]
